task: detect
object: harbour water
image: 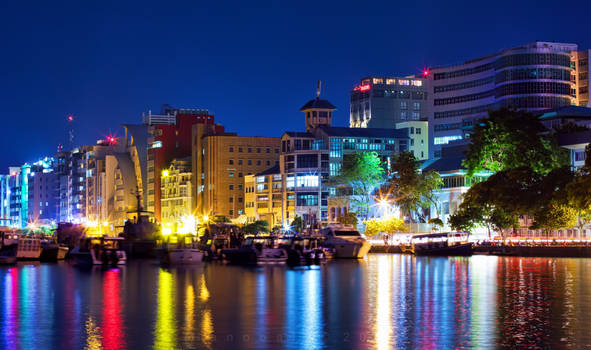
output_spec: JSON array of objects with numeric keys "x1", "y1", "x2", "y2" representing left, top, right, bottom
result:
[{"x1": 1, "y1": 254, "x2": 591, "y2": 349}]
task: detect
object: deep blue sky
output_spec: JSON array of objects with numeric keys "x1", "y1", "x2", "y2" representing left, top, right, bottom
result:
[{"x1": 1, "y1": 0, "x2": 590, "y2": 168}]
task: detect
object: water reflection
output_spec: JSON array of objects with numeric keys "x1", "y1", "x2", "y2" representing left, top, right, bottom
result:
[
  {"x1": 1, "y1": 257, "x2": 591, "y2": 349},
  {"x1": 154, "y1": 269, "x2": 176, "y2": 350}
]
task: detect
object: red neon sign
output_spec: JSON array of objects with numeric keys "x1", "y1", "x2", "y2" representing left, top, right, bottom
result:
[{"x1": 358, "y1": 84, "x2": 371, "y2": 92}]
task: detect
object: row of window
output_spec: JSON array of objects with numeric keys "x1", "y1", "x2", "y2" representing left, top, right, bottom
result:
[
  {"x1": 434, "y1": 90, "x2": 495, "y2": 106},
  {"x1": 498, "y1": 96, "x2": 572, "y2": 110},
  {"x1": 434, "y1": 63, "x2": 493, "y2": 80},
  {"x1": 434, "y1": 103, "x2": 495, "y2": 119},
  {"x1": 433, "y1": 53, "x2": 572, "y2": 81},
  {"x1": 494, "y1": 53, "x2": 572, "y2": 70},
  {"x1": 370, "y1": 90, "x2": 427, "y2": 100},
  {"x1": 495, "y1": 67, "x2": 572, "y2": 84},
  {"x1": 494, "y1": 81, "x2": 573, "y2": 98},
  {"x1": 434, "y1": 123, "x2": 462, "y2": 131},
  {"x1": 229, "y1": 159, "x2": 273, "y2": 166},
  {"x1": 229, "y1": 147, "x2": 279, "y2": 154},
  {"x1": 434, "y1": 77, "x2": 494, "y2": 93}
]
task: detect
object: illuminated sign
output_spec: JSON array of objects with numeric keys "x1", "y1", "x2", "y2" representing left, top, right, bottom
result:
[{"x1": 359, "y1": 84, "x2": 371, "y2": 92}]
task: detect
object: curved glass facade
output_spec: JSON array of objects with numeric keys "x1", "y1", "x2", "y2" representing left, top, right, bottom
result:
[
  {"x1": 495, "y1": 67, "x2": 571, "y2": 84},
  {"x1": 495, "y1": 82, "x2": 573, "y2": 98},
  {"x1": 495, "y1": 53, "x2": 572, "y2": 69},
  {"x1": 499, "y1": 96, "x2": 572, "y2": 109}
]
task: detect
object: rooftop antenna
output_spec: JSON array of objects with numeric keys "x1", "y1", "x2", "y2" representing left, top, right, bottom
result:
[
  {"x1": 316, "y1": 80, "x2": 321, "y2": 98},
  {"x1": 67, "y1": 115, "x2": 74, "y2": 151}
]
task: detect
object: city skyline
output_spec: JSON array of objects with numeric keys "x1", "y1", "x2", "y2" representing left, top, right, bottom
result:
[{"x1": 1, "y1": 0, "x2": 591, "y2": 168}]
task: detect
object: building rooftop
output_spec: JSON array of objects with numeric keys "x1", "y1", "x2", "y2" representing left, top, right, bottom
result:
[
  {"x1": 300, "y1": 97, "x2": 337, "y2": 111},
  {"x1": 255, "y1": 164, "x2": 280, "y2": 176},
  {"x1": 284, "y1": 131, "x2": 314, "y2": 138},
  {"x1": 421, "y1": 156, "x2": 465, "y2": 173},
  {"x1": 317, "y1": 125, "x2": 409, "y2": 139}
]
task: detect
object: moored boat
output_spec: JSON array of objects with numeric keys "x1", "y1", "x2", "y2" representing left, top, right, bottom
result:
[
  {"x1": 70, "y1": 236, "x2": 127, "y2": 266},
  {"x1": 319, "y1": 224, "x2": 371, "y2": 259},
  {"x1": 411, "y1": 232, "x2": 473, "y2": 256},
  {"x1": 40, "y1": 241, "x2": 69, "y2": 261},
  {"x1": 16, "y1": 237, "x2": 43, "y2": 260},
  {"x1": 223, "y1": 236, "x2": 288, "y2": 265}
]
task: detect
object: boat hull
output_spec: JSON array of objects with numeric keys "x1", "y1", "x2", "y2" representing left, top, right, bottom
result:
[
  {"x1": 330, "y1": 241, "x2": 372, "y2": 259},
  {"x1": 413, "y1": 243, "x2": 473, "y2": 256},
  {"x1": 162, "y1": 249, "x2": 204, "y2": 265},
  {"x1": 40, "y1": 246, "x2": 69, "y2": 261},
  {"x1": 71, "y1": 249, "x2": 127, "y2": 266}
]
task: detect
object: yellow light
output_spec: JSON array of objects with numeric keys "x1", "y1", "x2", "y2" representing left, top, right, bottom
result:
[
  {"x1": 178, "y1": 216, "x2": 196, "y2": 235},
  {"x1": 203, "y1": 215, "x2": 209, "y2": 222},
  {"x1": 85, "y1": 220, "x2": 98, "y2": 228},
  {"x1": 162, "y1": 225, "x2": 172, "y2": 236},
  {"x1": 161, "y1": 169, "x2": 169, "y2": 177},
  {"x1": 102, "y1": 221, "x2": 109, "y2": 227}
]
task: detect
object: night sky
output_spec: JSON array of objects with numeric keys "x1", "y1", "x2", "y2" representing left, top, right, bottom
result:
[{"x1": 1, "y1": 0, "x2": 589, "y2": 168}]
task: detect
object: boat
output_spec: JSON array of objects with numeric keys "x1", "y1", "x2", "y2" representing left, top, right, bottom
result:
[
  {"x1": 319, "y1": 224, "x2": 371, "y2": 259},
  {"x1": 16, "y1": 237, "x2": 43, "y2": 260},
  {"x1": 70, "y1": 236, "x2": 127, "y2": 266},
  {"x1": 160, "y1": 235, "x2": 204, "y2": 265},
  {"x1": 223, "y1": 236, "x2": 288, "y2": 265},
  {"x1": 40, "y1": 240, "x2": 69, "y2": 261},
  {"x1": 278, "y1": 235, "x2": 334, "y2": 266},
  {"x1": 411, "y1": 232, "x2": 473, "y2": 256},
  {"x1": 0, "y1": 245, "x2": 17, "y2": 265}
]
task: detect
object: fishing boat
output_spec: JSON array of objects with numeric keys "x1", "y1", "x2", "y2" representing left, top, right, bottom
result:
[
  {"x1": 70, "y1": 236, "x2": 127, "y2": 266},
  {"x1": 319, "y1": 224, "x2": 371, "y2": 259},
  {"x1": 411, "y1": 232, "x2": 473, "y2": 256},
  {"x1": 223, "y1": 236, "x2": 288, "y2": 265}
]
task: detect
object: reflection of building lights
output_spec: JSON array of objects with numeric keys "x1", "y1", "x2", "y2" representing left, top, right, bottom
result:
[{"x1": 154, "y1": 270, "x2": 176, "y2": 350}]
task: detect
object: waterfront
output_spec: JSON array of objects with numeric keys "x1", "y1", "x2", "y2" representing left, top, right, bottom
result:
[{"x1": 1, "y1": 255, "x2": 591, "y2": 349}]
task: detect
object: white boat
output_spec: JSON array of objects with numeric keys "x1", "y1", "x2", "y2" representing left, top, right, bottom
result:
[
  {"x1": 70, "y1": 236, "x2": 127, "y2": 266},
  {"x1": 223, "y1": 236, "x2": 288, "y2": 265},
  {"x1": 17, "y1": 237, "x2": 42, "y2": 260},
  {"x1": 320, "y1": 224, "x2": 371, "y2": 259},
  {"x1": 163, "y1": 248, "x2": 204, "y2": 265}
]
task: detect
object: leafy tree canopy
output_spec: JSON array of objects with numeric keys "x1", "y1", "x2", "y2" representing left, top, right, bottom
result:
[
  {"x1": 387, "y1": 151, "x2": 442, "y2": 223},
  {"x1": 337, "y1": 212, "x2": 358, "y2": 226},
  {"x1": 463, "y1": 108, "x2": 567, "y2": 176},
  {"x1": 363, "y1": 216, "x2": 408, "y2": 237},
  {"x1": 330, "y1": 152, "x2": 386, "y2": 220},
  {"x1": 242, "y1": 220, "x2": 269, "y2": 235}
]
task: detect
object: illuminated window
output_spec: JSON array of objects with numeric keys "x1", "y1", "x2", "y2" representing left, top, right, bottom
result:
[
  {"x1": 412, "y1": 80, "x2": 422, "y2": 87},
  {"x1": 401, "y1": 101, "x2": 408, "y2": 109},
  {"x1": 400, "y1": 111, "x2": 407, "y2": 120},
  {"x1": 399, "y1": 79, "x2": 410, "y2": 86},
  {"x1": 386, "y1": 79, "x2": 396, "y2": 85},
  {"x1": 373, "y1": 78, "x2": 383, "y2": 84},
  {"x1": 413, "y1": 102, "x2": 420, "y2": 110},
  {"x1": 256, "y1": 176, "x2": 265, "y2": 183},
  {"x1": 296, "y1": 175, "x2": 319, "y2": 188},
  {"x1": 286, "y1": 176, "x2": 295, "y2": 189},
  {"x1": 434, "y1": 135, "x2": 462, "y2": 145}
]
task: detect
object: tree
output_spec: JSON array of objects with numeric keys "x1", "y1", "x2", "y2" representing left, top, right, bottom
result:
[
  {"x1": 213, "y1": 215, "x2": 231, "y2": 223},
  {"x1": 337, "y1": 212, "x2": 358, "y2": 226},
  {"x1": 387, "y1": 152, "x2": 443, "y2": 222},
  {"x1": 330, "y1": 152, "x2": 386, "y2": 220},
  {"x1": 428, "y1": 218, "x2": 444, "y2": 232},
  {"x1": 566, "y1": 145, "x2": 591, "y2": 237},
  {"x1": 463, "y1": 108, "x2": 568, "y2": 177},
  {"x1": 242, "y1": 220, "x2": 269, "y2": 235},
  {"x1": 363, "y1": 216, "x2": 408, "y2": 237},
  {"x1": 531, "y1": 202, "x2": 577, "y2": 235},
  {"x1": 290, "y1": 216, "x2": 305, "y2": 233}
]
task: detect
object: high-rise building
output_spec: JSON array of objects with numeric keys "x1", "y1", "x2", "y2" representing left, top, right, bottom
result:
[
  {"x1": 143, "y1": 106, "x2": 220, "y2": 222},
  {"x1": 8, "y1": 167, "x2": 23, "y2": 228},
  {"x1": 282, "y1": 89, "x2": 410, "y2": 226},
  {"x1": 193, "y1": 130, "x2": 281, "y2": 220},
  {"x1": 428, "y1": 41, "x2": 581, "y2": 157},
  {"x1": 0, "y1": 175, "x2": 11, "y2": 226},
  {"x1": 350, "y1": 76, "x2": 430, "y2": 128},
  {"x1": 574, "y1": 49, "x2": 590, "y2": 107},
  {"x1": 26, "y1": 159, "x2": 58, "y2": 227}
]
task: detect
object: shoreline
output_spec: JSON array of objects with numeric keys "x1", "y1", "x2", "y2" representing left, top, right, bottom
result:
[{"x1": 370, "y1": 244, "x2": 591, "y2": 257}]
